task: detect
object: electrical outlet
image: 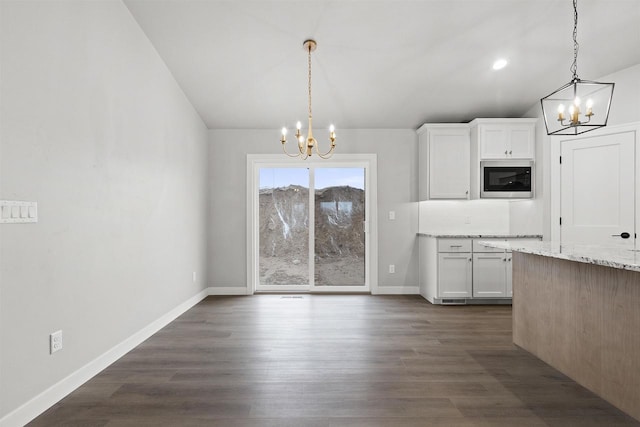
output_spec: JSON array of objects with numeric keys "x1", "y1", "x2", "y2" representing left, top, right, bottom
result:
[
  {"x1": 192, "y1": 271, "x2": 197, "y2": 282},
  {"x1": 388, "y1": 211, "x2": 396, "y2": 220},
  {"x1": 389, "y1": 264, "x2": 395, "y2": 274},
  {"x1": 50, "y1": 330, "x2": 62, "y2": 354}
]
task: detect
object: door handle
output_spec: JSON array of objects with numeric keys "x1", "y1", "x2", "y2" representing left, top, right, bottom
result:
[{"x1": 612, "y1": 232, "x2": 631, "y2": 239}]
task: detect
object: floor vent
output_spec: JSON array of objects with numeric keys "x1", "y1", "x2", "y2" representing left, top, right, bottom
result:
[{"x1": 441, "y1": 299, "x2": 466, "y2": 305}]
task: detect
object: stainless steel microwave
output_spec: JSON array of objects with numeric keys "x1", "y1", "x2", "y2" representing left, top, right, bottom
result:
[{"x1": 480, "y1": 160, "x2": 533, "y2": 199}]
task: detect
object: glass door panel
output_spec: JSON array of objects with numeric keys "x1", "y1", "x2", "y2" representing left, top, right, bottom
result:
[
  {"x1": 258, "y1": 168, "x2": 309, "y2": 288},
  {"x1": 314, "y1": 168, "x2": 366, "y2": 286}
]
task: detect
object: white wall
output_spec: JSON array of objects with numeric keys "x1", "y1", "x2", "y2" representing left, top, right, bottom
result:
[
  {"x1": 524, "y1": 62, "x2": 640, "y2": 239},
  {"x1": 0, "y1": 0, "x2": 208, "y2": 420},
  {"x1": 208, "y1": 129, "x2": 419, "y2": 289}
]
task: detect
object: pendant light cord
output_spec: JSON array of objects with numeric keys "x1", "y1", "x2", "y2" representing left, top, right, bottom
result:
[
  {"x1": 571, "y1": 0, "x2": 579, "y2": 80},
  {"x1": 308, "y1": 44, "x2": 312, "y2": 119}
]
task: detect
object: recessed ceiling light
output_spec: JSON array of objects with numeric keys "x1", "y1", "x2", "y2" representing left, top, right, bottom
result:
[{"x1": 492, "y1": 59, "x2": 508, "y2": 70}]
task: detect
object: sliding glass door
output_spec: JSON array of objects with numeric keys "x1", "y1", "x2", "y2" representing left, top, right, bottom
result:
[
  {"x1": 254, "y1": 162, "x2": 369, "y2": 292},
  {"x1": 314, "y1": 168, "x2": 365, "y2": 287},
  {"x1": 258, "y1": 167, "x2": 310, "y2": 288}
]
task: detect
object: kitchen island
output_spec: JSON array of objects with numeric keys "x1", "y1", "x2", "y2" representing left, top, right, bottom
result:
[{"x1": 479, "y1": 240, "x2": 640, "y2": 421}]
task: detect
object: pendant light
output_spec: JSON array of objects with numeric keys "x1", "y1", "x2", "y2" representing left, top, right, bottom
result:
[
  {"x1": 280, "y1": 40, "x2": 336, "y2": 159},
  {"x1": 540, "y1": 0, "x2": 614, "y2": 136}
]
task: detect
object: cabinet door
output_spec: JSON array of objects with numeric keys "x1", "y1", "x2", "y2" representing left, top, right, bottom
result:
[
  {"x1": 506, "y1": 255, "x2": 513, "y2": 297},
  {"x1": 479, "y1": 125, "x2": 508, "y2": 159},
  {"x1": 438, "y1": 253, "x2": 472, "y2": 298},
  {"x1": 472, "y1": 253, "x2": 507, "y2": 297},
  {"x1": 508, "y1": 126, "x2": 534, "y2": 159},
  {"x1": 428, "y1": 129, "x2": 470, "y2": 199}
]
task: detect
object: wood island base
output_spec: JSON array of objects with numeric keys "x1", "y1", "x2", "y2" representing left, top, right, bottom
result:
[{"x1": 512, "y1": 252, "x2": 640, "y2": 421}]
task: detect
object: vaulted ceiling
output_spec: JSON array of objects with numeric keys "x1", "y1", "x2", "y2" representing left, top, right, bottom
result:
[{"x1": 124, "y1": 0, "x2": 640, "y2": 129}]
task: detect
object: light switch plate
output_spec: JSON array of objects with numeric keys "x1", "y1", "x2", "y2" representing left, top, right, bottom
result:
[{"x1": 0, "y1": 201, "x2": 38, "y2": 223}]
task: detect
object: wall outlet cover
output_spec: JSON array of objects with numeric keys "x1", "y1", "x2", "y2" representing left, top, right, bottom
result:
[{"x1": 50, "y1": 330, "x2": 63, "y2": 354}]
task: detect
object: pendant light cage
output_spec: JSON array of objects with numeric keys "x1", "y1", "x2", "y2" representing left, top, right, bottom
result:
[
  {"x1": 541, "y1": 78, "x2": 614, "y2": 136},
  {"x1": 540, "y1": 0, "x2": 614, "y2": 136}
]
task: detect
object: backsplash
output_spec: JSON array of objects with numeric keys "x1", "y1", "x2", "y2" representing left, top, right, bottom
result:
[{"x1": 418, "y1": 199, "x2": 542, "y2": 235}]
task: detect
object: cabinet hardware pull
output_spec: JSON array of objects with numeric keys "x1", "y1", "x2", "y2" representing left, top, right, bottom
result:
[
  {"x1": 504, "y1": 150, "x2": 508, "y2": 155},
  {"x1": 508, "y1": 258, "x2": 512, "y2": 261},
  {"x1": 509, "y1": 150, "x2": 512, "y2": 155},
  {"x1": 450, "y1": 245, "x2": 463, "y2": 248}
]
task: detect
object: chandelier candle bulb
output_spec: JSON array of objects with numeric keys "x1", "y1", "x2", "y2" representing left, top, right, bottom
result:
[
  {"x1": 586, "y1": 99, "x2": 594, "y2": 116},
  {"x1": 557, "y1": 104, "x2": 565, "y2": 121},
  {"x1": 574, "y1": 97, "x2": 581, "y2": 107}
]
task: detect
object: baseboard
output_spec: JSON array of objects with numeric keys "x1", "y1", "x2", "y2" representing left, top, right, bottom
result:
[
  {"x1": 207, "y1": 286, "x2": 249, "y2": 295},
  {"x1": 374, "y1": 286, "x2": 420, "y2": 295},
  {"x1": 206, "y1": 286, "x2": 422, "y2": 296},
  {"x1": 0, "y1": 288, "x2": 209, "y2": 427},
  {"x1": 419, "y1": 293, "x2": 435, "y2": 303}
]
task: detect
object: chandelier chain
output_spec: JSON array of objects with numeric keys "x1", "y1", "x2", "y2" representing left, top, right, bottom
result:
[
  {"x1": 308, "y1": 44, "x2": 312, "y2": 118},
  {"x1": 571, "y1": 0, "x2": 579, "y2": 80}
]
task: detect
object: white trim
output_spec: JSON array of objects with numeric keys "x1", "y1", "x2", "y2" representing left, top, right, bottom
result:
[
  {"x1": 374, "y1": 286, "x2": 420, "y2": 295},
  {"x1": 311, "y1": 286, "x2": 372, "y2": 293},
  {"x1": 207, "y1": 286, "x2": 251, "y2": 295},
  {"x1": 0, "y1": 289, "x2": 209, "y2": 427}
]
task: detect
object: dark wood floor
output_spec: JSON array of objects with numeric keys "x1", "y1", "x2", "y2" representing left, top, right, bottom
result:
[{"x1": 29, "y1": 295, "x2": 640, "y2": 427}]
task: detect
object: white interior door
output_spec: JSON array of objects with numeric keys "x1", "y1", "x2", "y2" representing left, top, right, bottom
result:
[{"x1": 560, "y1": 131, "x2": 635, "y2": 246}]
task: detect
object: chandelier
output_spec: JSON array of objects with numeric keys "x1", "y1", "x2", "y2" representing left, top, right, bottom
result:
[
  {"x1": 540, "y1": 0, "x2": 614, "y2": 136},
  {"x1": 280, "y1": 40, "x2": 336, "y2": 159}
]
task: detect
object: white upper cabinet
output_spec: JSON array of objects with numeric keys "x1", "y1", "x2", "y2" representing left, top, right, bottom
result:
[
  {"x1": 417, "y1": 124, "x2": 470, "y2": 200},
  {"x1": 473, "y1": 119, "x2": 536, "y2": 160}
]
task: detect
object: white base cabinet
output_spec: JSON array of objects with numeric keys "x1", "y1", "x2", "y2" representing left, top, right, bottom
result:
[
  {"x1": 439, "y1": 253, "x2": 472, "y2": 298},
  {"x1": 472, "y1": 253, "x2": 508, "y2": 297},
  {"x1": 419, "y1": 236, "x2": 538, "y2": 303}
]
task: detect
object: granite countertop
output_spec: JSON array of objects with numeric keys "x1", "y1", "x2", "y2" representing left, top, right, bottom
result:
[
  {"x1": 477, "y1": 240, "x2": 640, "y2": 273},
  {"x1": 417, "y1": 233, "x2": 543, "y2": 238}
]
